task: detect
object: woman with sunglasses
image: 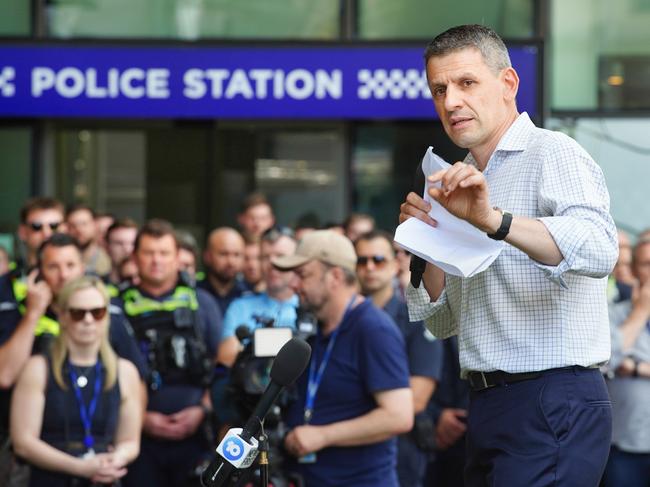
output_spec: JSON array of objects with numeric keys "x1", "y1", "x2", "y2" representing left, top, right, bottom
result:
[{"x1": 10, "y1": 275, "x2": 141, "y2": 486}]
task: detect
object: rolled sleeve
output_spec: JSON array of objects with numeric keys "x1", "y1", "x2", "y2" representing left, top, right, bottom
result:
[
  {"x1": 535, "y1": 136, "x2": 618, "y2": 286},
  {"x1": 406, "y1": 284, "x2": 457, "y2": 339}
]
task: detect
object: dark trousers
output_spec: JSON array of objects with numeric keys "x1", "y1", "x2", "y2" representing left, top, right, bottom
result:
[
  {"x1": 396, "y1": 435, "x2": 429, "y2": 487},
  {"x1": 602, "y1": 445, "x2": 650, "y2": 487},
  {"x1": 123, "y1": 434, "x2": 207, "y2": 487},
  {"x1": 465, "y1": 367, "x2": 611, "y2": 487}
]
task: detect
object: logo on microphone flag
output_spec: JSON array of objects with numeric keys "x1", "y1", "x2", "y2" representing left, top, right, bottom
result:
[{"x1": 216, "y1": 428, "x2": 260, "y2": 469}]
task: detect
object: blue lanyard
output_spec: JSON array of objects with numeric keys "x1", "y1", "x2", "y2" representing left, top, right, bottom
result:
[
  {"x1": 304, "y1": 295, "x2": 357, "y2": 423},
  {"x1": 68, "y1": 361, "x2": 103, "y2": 450}
]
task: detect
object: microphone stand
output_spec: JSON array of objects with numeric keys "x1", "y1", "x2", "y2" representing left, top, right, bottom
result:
[{"x1": 258, "y1": 431, "x2": 269, "y2": 487}]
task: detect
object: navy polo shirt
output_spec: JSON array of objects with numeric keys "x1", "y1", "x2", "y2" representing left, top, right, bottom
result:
[
  {"x1": 384, "y1": 294, "x2": 443, "y2": 380},
  {"x1": 284, "y1": 299, "x2": 410, "y2": 487},
  {"x1": 197, "y1": 277, "x2": 247, "y2": 317}
]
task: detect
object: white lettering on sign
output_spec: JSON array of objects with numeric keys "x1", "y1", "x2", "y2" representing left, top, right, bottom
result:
[
  {"x1": 30, "y1": 67, "x2": 170, "y2": 99},
  {"x1": 182, "y1": 68, "x2": 342, "y2": 101}
]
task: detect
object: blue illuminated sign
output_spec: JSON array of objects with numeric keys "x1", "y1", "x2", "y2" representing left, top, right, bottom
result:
[{"x1": 0, "y1": 44, "x2": 538, "y2": 119}]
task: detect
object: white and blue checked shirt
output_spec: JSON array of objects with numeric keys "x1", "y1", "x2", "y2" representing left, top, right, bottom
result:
[{"x1": 407, "y1": 112, "x2": 618, "y2": 376}]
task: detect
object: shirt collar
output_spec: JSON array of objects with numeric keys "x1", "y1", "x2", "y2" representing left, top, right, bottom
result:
[
  {"x1": 465, "y1": 112, "x2": 534, "y2": 172},
  {"x1": 493, "y1": 112, "x2": 534, "y2": 153}
]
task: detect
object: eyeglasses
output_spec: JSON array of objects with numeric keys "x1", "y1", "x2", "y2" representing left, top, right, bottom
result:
[
  {"x1": 28, "y1": 221, "x2": 62, "y2": 232},
  {"x1": 67, "y1": 307, "x2": 108, "y2": 321},
  {"x1": 356, "y1": 255, "x2": 389, "y2": 267},
  {"x1": 261, "y1": 226, "x2": 295, "y2": 242}
]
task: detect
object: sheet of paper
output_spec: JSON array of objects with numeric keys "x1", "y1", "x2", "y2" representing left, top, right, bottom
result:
[{"x1": 394, "y1": 147, "x2": 504, "y2": 278}]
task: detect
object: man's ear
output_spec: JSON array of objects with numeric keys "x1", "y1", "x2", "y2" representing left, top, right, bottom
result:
[
  {"x1": 501, "y1": 67, "x2": 519, "y2": 102},
  {"x1": 18, "y1": 224, "x2": 27, "y2": 242}
]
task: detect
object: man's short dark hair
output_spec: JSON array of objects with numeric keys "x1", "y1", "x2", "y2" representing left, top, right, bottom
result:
[
  {"x1": 423, "y1": 24, "x2": 512, "y2": 75},
  {"x1": 343, "y1": 213, "x2": 375, "y2": 233},
  {"x1": 37, "y1": 233, "x2": 82, "y2": 267},
  {"x1": 106, "y1": 218, "x2": 139, "y2": 241},
  {"x1": 66, "y1": 203, "x2": 96, "y2": 219},
  {"x1": 20, "y1": 197, "x2": 65, "y2": 224},
  {"x1": 134, "y1": 219, "x2": 177, "y2": 251},
  {"x1": 239, "y1": 192, "x2": 272, "y2": 214},
  {"x1": 176, "y1": 229, "x2": 199, "y2": 258},
  {"x1": 354, "y1": 230, "x2": 396, "y2": 257}
]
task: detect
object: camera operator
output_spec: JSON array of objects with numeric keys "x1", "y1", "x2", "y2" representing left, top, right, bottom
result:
[{"x1": 217, "y1": 227, "x2": 299, "y2": 368}]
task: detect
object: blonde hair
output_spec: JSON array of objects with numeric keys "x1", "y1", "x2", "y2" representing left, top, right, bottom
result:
[{"x1": 52, "y1": 276, "x2": 117, "y2": 391}]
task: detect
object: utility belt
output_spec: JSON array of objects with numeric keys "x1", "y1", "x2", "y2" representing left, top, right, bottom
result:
[{"x1": 122, "y1": 285, "x2": 213, "y2": 391}]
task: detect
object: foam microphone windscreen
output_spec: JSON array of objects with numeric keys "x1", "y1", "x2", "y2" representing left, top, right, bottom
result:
[{"x1": 270, "y1": 337, "x2": 312, "y2": 386}]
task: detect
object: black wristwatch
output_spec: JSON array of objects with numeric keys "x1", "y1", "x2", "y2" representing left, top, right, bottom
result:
[{"x1": 487, "y1": 207, "x2": 513, "y2": 241}]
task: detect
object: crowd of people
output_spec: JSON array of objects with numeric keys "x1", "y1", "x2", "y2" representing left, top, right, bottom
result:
[
  {"x1": 0, "y1": 191, "x2": 468, "y2": 487},
  {"x1": 1, "y1": 23, "x2": 648, "y2": 487}
]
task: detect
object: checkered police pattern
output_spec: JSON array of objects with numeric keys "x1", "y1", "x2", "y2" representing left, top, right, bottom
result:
[
  {"x1": 0, "y1": 67, "x2": 15, "y2": 97},
  {"x1": 357, "y1": 69, "x2": 430, "y2": 100}
]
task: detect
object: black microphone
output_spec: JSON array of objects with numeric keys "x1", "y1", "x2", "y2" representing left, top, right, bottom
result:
[
  {"x1": 200, "y1": 337, "x2": 312, "y2": 487},
  {"x1": 410, "y1": 160, "x2": 427, "y2": 288}
]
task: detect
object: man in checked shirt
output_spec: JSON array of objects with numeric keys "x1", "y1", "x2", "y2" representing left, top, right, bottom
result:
[{"x1": 400, "y1": 25, "x2": 618, "y2": 487}]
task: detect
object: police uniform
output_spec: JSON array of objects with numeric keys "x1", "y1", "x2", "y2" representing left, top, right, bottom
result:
[
  {"x1": 118, "y1": 275, "x2": 222, "y2": 487},
  {"x1": 383, "y1": 294, "x2": 443, "y2": 487}
]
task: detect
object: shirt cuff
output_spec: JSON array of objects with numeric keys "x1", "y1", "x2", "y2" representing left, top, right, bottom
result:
[
  {"x1": 406, "y1": 283, "x2": 445, "y2": 321},
  {"x1": 534, "y1": 216, "x2": 591, "y2": 288}
]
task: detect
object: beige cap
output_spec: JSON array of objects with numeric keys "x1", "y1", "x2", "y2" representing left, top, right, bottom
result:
[{"x1": 272, "y1": 230, "x2": 357, "y2": 273}]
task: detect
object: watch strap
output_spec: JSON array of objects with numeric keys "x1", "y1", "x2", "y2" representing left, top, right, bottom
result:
[{"x1": 487, "y1": 207, "x2": 513, "y2": 241}]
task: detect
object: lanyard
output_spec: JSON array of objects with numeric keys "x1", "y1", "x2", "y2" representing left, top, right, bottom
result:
[
  {"x1": 304, "y1": 295, "x2": 357, "y2": 423},
  {"x1": 68, "y1": 361, "x2": 103, "y2": 451}
]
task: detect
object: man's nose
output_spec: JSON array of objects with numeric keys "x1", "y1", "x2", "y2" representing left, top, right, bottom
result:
[{"x1": 444, "y1": 85, "x2": 463, "y2": 112}]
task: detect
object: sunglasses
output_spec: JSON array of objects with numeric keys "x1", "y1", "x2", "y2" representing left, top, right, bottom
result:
[
  {"x1": 262, "y1": 226, "x2": 295, "y2": 241},
  {"x1": 28, "y1": 221, "x2": 62, "y2": 232},
  {"x1": 67, "y1": 307, "x2": 108, "y2": 321},
  {"x1": 356, "y1": 255, "x2": 389, "y2": 267}
]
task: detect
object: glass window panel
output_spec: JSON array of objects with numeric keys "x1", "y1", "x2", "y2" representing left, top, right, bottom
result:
[
  {"x1": 211, "y1": 125, "x2": 346, "y2": 229},
  {"x1": 358, "y1": 0, "x2": 533, "y2": 39},
  {"x1": 0, "y1": 128, "x2": 32, "y2": 238},
  {"x1": 352, "y1": 123, "x2": 467, "y2": 232},
  {"x1": 46, "y1": 0, "x2": 339, "y2": 39},
  {"x1": 548, "y1": 117, "x2": 650, "y2": 235},
  {"x1": 551, "y1": 0, "x2": 650, "y2": 110},
  {"x1": 0, "y1": 0, "x2": 31, "y2": 36}
]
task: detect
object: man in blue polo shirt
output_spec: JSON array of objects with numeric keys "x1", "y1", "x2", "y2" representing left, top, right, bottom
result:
[
  {"x1": 274, "y1": 230, "x2": 413, "y2": 487},
  {"x1": 355, "y1": 230, "x2": 442, "y2": 487},
  {"x1": 217, "y1": 227, "x2": 299, "y2": 367}
]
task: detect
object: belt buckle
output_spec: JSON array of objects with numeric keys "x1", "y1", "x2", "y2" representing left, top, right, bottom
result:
[{"x1": 470, "y1": 371, "x2": 490, "y2": 390}]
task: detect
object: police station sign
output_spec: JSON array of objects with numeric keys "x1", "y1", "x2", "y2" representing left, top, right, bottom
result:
[{"x1": 0, "y1": 45, "x2": 538, "y2": 119}]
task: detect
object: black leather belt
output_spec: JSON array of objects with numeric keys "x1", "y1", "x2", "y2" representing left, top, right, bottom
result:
[
  {"x1": 467, "y1": 365, "x2": 604, "y2": 392},
  {"x1": 467, "y1": 370, "x2": 543, "y2": 391}
]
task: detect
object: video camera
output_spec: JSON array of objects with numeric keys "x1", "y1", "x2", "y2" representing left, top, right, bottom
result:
[{"x1": 224, "y1": 309, "x2": 316, "y2": 487}]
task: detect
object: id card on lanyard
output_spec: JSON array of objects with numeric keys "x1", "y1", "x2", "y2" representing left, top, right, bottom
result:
[
  {"x1": 68, "y1": 361, "x2": 103, "y2": 458},
  {"x1": 299, "y1": 295, "x2": 357, "y2": 464}
]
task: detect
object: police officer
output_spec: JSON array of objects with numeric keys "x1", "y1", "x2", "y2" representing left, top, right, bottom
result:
[
  {"x1": 355, "y1": 230, "x2": 443, "y2": 487},
  {"x1": 13, "y1": 196, "x2": 66, "y2": 275},
  {"x1": 119, "y1": 219, "x2": 222, "y2": 487},
  {"x1": 0, "y1": 233, "x2": 146, "y2": 483}
]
